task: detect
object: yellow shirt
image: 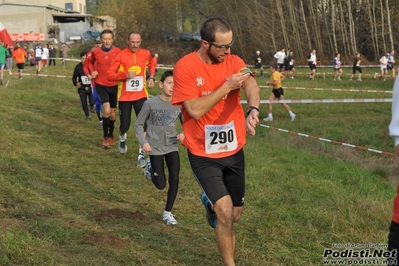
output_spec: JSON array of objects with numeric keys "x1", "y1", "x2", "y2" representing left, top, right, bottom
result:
[{"x1": 270, "y1": 71, "x2": 283, "y2": 89}]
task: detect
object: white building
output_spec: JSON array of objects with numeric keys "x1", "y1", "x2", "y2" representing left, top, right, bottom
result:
[{"x1": 0, "y1": 0, "x2": 107, "y2": 43}]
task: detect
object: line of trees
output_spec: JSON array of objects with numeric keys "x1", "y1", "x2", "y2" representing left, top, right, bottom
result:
[{"x1": 89, "y1": 0, "x2": 399, "y2": 64}]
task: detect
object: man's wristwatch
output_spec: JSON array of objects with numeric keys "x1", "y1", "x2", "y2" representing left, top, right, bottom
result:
[{"x1": 247, "y1": 106, "x2": 259, "y2": 116}]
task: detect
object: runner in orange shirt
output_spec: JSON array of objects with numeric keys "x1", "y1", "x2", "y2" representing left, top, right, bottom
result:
[
  {"x1": 12, "y1": 42, "x2": 27, "y2": 80},
  {"x1": 86, "y1": 29, "x2": 121, "y2": 148},
  {"x1": 107, "y1": 31, "x2": 155, "y2": 166},
  {"x1": 172, "y1": 17, "x2": 260, "y2": 265}
]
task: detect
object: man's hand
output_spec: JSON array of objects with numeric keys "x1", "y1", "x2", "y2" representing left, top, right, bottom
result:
[
  {"x1": 246, "y1": 109, "x2": 259, "y2": 136},
  {"x1": 77, "y1": 82, "x2": 82, "y2": 88},
  {"x1": 225, "y1": 72, "x2": 251, "y2": 91},
  {"x1": 91, "y1": 71, "x2": 98, "y2": 79},
  {"x1": 126, "y1": 71, "x2": 136, "y2": 79}
]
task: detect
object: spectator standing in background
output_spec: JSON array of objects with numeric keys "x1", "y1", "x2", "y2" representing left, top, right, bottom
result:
[
  {"x1": 61, "y1": 42, "x2": 70, "y2": 66},
  {"x1": 48, "y1": 43, "x2": 56, "y2": 66}
]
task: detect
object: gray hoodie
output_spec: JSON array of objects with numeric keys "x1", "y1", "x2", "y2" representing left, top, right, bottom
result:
[{"x1": 134, "y1": 95, "x2": 181, "y2": 155}]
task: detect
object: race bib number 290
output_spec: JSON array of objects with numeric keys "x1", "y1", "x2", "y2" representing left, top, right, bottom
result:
[{"x1": 205, "y1": 121, "x2": 238, "y2": 154}]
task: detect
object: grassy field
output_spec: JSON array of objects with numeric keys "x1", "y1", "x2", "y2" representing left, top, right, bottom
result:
[{"x1": 0, "y1": 60, "x2": 398, "y2": 266}]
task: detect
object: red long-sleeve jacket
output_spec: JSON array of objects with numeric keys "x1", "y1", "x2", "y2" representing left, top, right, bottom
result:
[{"x1": 86, "y1": 46, "x2": 121, "y2": 87}]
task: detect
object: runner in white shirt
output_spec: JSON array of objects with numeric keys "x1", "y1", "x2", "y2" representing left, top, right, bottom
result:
[
  {"x1": 307, "y1": 49, "x2": 317, "y2": 80},
  {"x1": 274, "y1": 48, "x2": 286, "y2": 72},
  {"x1": 41, "y1": 44, "x2": 49, "y2": 72},
  {"x1": 378, "y1": 53, "x2": 389, "y2": 81}
]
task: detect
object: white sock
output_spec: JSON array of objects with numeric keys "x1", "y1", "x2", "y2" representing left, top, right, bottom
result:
[
  {"x1": 268, "y1": 113, "x2": 273, "y2": 118},
  {"x1": 289, "y1": 111, "x2": 294, "y2": 116},
  {"x1": 139, "y1": 148, "x2": 143, "y2": 155}
]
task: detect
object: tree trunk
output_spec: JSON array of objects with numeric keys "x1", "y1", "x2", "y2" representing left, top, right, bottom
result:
[
  {"x1": 275, "y1": 0, "x2": 289, "y2": 49},
  {"x1": 380, "y1": 0, "x2": 386, "y2": 53},
  {"x1": 287, "y1": 0, "x2": 303, "y2": 59},
  {"x1": 330, "y1": 1, "x2": 338, "y2": 55},
  {"x1": 347, "y1": 0, "x2": 357, "y2": 56},
  {"x1": 299, "y1": 0, "x2": 312, "y2": 51},
  {"x1": 386, "y1": 0, "x2": 394, "y2": 49}
]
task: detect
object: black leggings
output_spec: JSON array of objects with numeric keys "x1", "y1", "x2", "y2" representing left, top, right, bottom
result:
[
  {"x1": 78, "y1": 88, "x2": 94, "y2": 117},
  {"x1": 119, "y1": 98, "x2": 147, "y2": 134},
  {"x1": 150, "y1": 151, "x2": 180, "y2": 212}
]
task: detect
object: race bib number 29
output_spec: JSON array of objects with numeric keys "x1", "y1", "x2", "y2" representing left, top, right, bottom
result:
[
  {"x1": 205, "y1": 121, "x2": 238, "y2": 154},
  {"x1": 127, "y1": 76, "x2": 144, "y2": 92}
]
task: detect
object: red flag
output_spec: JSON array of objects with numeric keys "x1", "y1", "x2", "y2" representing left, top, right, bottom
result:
[{"x1": 0, "y1": 22, "x2": 13, "y2": 47}]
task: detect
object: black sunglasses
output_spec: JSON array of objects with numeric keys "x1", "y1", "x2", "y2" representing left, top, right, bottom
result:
[{"x1": 208, "y1": 39, "x2": 235, "y2": 50}]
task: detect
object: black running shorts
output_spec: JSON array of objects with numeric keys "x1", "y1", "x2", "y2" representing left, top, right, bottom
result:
[
  {"x1": 95, "y1": 84, "x2": 118, "y2": 108},
  {"x1": 272, "y1": 88, "x2": 284, "y2": 99},
  {"x1": 187, "y1": 148, "x2": 245, "y2": 207}
]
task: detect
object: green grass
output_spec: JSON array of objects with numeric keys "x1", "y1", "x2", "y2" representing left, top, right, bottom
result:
[{"x1": 0, "y1": 63, "x2": 397, "y2": 265}]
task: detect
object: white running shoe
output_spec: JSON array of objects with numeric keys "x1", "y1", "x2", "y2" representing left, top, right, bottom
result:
[
  {"x1": 143, "y1": 158, "x2": 152, "y2": 181},
  {"x1": 374, "y1": 72, "x2": 378, "y2": 79},
  {"x1": 290, "y1": 113, "x2": 296, "y2": 121},
  {"x1": 163, "y1": 211, "x2": 178, "y2": 225},
  {"x1": 138, "y1": 154, "x2": 146, "y2": 168},
  {"x1": 118, "y1": 134, "x2": 127, "y2": 154},
  {"x1": 263, "y1": 116, "x2": 273, "y2": 122}
]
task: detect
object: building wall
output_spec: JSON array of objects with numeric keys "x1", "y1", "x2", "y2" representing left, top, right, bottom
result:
[
  {"x1": 0, "y1": 0, "x2": 86, "y2": 14},
  {"x1": 0, "y1": 6, "x2": 48, "y2": 33},
  {"x1": 0, "y1": 1, "x2": 88, "y2": 35}
]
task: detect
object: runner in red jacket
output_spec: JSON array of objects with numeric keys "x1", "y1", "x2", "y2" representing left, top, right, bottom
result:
[{"x1": 86, "y1": 29, "x2": 121, "y2": 148}]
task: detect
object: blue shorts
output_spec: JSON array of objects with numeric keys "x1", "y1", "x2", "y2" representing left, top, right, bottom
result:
[{"x1": 0, "y1": 63, "x2": 5, "y2": 68}]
